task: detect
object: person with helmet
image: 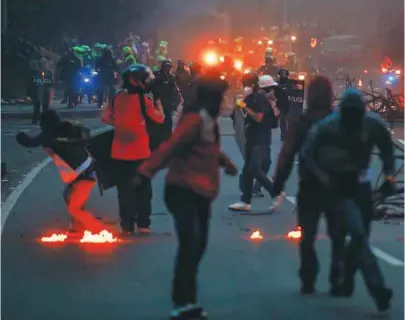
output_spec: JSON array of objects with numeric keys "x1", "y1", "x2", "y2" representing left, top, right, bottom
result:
[
  {"x1": 229, "y1": 75, "x2": 282, "y2": 212},
  {"x1": 152, "y1": 60, "x2": 183, "y2": 144},
  {"x1": 58, "y1": 48, "x2": 82, "y2": 108},
  {"x1": 174, "y1": 60, "x2": 191, "y2": 99},
  {"x1": 92, "y1": 43, "x2": 104, "y2": 61},
  {"x1": 180, "y1": 61, "x2": 202, "y2": 109},
  {"x1": 121, "y1": 46, "x2": 137, "y2": 70},
  {"x1": 16, "y1": 109, "x2": 111, "y2": 234},
  {"x1": 134, "y1": 74, "x2": 236, "y2": 320},
  {"x1": 258, "y1": 56, "x2": 279, "y2": 79},
  {"x1": 299, "y1": 88, "x2": 395, "y2": 311},
  {"x1": 95, "y1": 47, "x2": 118, "y2": 108},
  {"x1": 155, "y1": 40, "x2": 169, "y2": 64},
  {"x1": 101, "y1": 64, "x2": 165, "y2": 235}
]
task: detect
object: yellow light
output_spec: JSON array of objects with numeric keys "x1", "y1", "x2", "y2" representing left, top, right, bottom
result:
[
  {"x1": 203, "y1": 51, "x2": 218, "y2": 66},
  {"x1": 358, "y1": 79, "x2": 363, "y2": 87},
  {"x1": 381, "y1": 67, "x2": 388, "y2": 73},
  {"x1": 298, "y1": 75, "x2": 305, "y2": 80},
  {"x1": 267, "y1": 40, "x2": 273, "y2": 45},
  {"x1": 290, "y1": 35, "x2": 297, "y2": 42},
  {"x1": 219, "y1": 56, "x2": 225, "y2": 63},
  {"x1": 244, "y1": 68, "x2": 251, "y2": 74},
  {"x1": 234, "y1": 59, "x2": 243, "y2": 71},
  {"x1": 395, "y1": 69, "x2": 401, "y2": 75},
  {"x1": 220, "y1": 75, "x2": 226, "y2": 80},
  {"x1": 257, "y1": 40, "x2": 263, "y2": 45}
]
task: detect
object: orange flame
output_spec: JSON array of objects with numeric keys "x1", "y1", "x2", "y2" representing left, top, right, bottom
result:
[
  {"x1": 250, "y1": 230, "x2": 263, "y2": 240},
  {"x1": 80, "y1": 230, "x2": 118, "y2": 243},
  {"x1": 287, "y1": 226, "x2": 302, "y2": 240},
  {"x1": 41, "y1": 233, "x2": 68, "y2": 242}
]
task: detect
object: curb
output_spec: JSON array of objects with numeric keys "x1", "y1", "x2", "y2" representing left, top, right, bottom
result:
[{"x1": 1, "y1": 109, "x2": 102, "y2": 120}]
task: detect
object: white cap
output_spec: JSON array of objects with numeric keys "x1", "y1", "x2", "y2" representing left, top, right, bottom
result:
[{"x1": 258, "y1": 75, "x2": 278, "y2": 88}]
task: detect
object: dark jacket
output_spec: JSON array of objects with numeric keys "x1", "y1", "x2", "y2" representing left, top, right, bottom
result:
[
  {"x1": 152, "y1": 71, "x2": 182, "y2": 114},
  {"x1": 272, "y1": 109, "x2": 332, "y2": 195},
  {"x1": 138, "y1": 110, "x2": 232, "y2": 200}
]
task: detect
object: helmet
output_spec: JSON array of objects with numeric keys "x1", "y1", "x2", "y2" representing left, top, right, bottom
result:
[
  {"x1": 122, "y1": 46, "x2": 132, "y2": 55},
  {"x1": 121, "y1": 64, "x2": 155, "y2": 90},
  {"x1": 160, "y1": 59, "x2": 172, "y2": 68},
  {"x1": 258, "y1": 75, "x2": 278, "y2": 88},
  {"x1": 265, "y1": 47, "x2": 274, "y2": 54},
  {"x1": 278, "y1": 68, "x2": 289, "y2": 79},
  {"x1": 241, "y1": 72, "x2": 259, "y2": 87}
]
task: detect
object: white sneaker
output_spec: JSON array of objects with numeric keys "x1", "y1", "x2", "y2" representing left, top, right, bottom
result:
[
  {"x1": 228, "y1": 202, "x2": 252, "y2": 212},
  {"x1": 269, "y1": 193, "x2": 285, "y2": 212}
]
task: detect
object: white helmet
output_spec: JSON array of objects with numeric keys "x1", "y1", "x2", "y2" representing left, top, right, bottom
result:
[{"x1": 258, "y1": 75, "x2": 278, "y2": 88}]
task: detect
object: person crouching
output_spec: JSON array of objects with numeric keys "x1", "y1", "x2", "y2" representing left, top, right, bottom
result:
[
  {"x1": 135, "y1": 73, "x2": 238, "y2": 320},
  {"x1": 16, "y1": 109, "x2": 108, "y2": 233}
]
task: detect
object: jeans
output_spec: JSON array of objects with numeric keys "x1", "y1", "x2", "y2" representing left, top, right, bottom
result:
[
  {"x1": 165, "y1": 185, "x2": 211, "y2": 307},
  {"x1": 241, "y1": 142, "x2": 274, "y2": 204},
  {"x1": 280, "y1": 112, "x2": 288, "y2": 141},
  {"x1": 32, "y1": 88, "x2": 50, "y2": 122},
  {"x1": 239, "y1": 154, "x2": 271, "y2": 194}
]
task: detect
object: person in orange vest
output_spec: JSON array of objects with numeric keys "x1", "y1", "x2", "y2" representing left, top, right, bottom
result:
[
  {"x1": 16, "y1": 109, "x2": 109, "y2": 233},
  {"x1": 102, "y1": 64, "x2": 165, "y2": 235}
]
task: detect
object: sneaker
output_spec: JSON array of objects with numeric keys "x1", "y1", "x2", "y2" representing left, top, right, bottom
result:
[
  {"x1": 252, "y1": 191, "x2": 265, "y2": 198},
  {"x1": 228, "y1": 202, "x2": 252, "y2": 212},
  {"x1": 137, "y1": 227, "x2": 152, "y2": 234},
  {"x1": 169, "y1": 304, "x2": 207, "y2": 320},
  {"x1": 269, "y1": 193, "x2": 285, "y2": 211}
]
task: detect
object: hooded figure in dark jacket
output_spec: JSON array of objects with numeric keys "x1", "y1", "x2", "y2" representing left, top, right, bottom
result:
[{"x1": 16, "y1": 109, "x2": 109, "y2": 233}]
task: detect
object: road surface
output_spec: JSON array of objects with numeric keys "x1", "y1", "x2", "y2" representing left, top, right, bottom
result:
[{"x1": 1, "y1": 119, "x2": 404, "y2": 320}]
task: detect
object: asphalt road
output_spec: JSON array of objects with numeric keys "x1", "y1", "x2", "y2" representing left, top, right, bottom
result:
[{"x1": 1, "y1": 119, "x2": 404, "y2": 320}]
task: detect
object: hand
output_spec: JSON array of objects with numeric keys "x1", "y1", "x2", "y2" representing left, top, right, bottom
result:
[
  {"x1": 224, "y1": 162, "x2": 238, "y2": 176},
  {"x1": 236, "y1": 98, "x2": 246, "y2": 109}
]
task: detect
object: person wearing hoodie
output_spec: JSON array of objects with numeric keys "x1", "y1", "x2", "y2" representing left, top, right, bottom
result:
[
  {"x1": 16, "y1": 109, "x2": 108, "y2": 233},
  {"x1": 271, "y1": 75, "x2": 346, "y2": 295},
  {"x1": 300, "y1": 88, "x2": 395, "y2": 312},
  {"x1": 135, "y1": 74, "x2": 237, "y2": 320}
]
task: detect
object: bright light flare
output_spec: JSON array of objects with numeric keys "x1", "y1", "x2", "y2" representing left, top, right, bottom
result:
[
  {"x1": 257, "y1": 40, "x2": 263, "y2": 45},
  {"x1": 220, "y1": 75, "x2": 226, "y2": 80},
  {"x1": 203, "y1": 51, "x2": 219, "y2": 66},
  {"x1": 250, "y1": 230, "x2": 263, "y2": 240},
  {"x1": 80, "y1": 230, "x2": 118, "y2": 243},
  {"x1": 287, "y1": 226, "x2": 302, "y2": 240},
  {"x1": 244, "y1": 68, "x2": 251, "y2": 74},
  {"x1": 395, "y1": 69, "x2": 401, "y2": 75},
  {"x1": 267, "y1": 40, "x2": 273, "y2": 45},
  {"x1": 41, "y1": 233, "x2": 68, "y2": 243},
  {"x1": 290, "y1": 35, "x2": 297, "y2": 42},
  {"x1": 381, "y1": 67, "x2": 388, "y2": 73},
  {"x1": 358, "y1": 79, "x2": 363, "y2": 87},
  {"x1": 364, "y1": 69, "x2": 368, "y2": 74},
  {"x1": 219, "y1": 56, "x2": 225, "y2": 63},
  {"x1": 298, "y1": 75, "x2": 305, "y2": 80},
  {"x1": 234, "y1": 59, "x2": 243, "y2": 71}
]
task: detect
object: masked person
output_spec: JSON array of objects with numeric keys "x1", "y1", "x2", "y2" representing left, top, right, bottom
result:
[
  {"x1": 300, "y1": 88, "x2": 395, "y2": 312},
  {"x1": 152, "y1": 60, "x2": 183, "y2": 143},
  {"x1": 16, "y1": 109, "x2": 109, "y2": 233},
  {"x1": 229, "y1": 75, "x2": 281, "y2": 212},
  {"x1": 28, "y1": 57, "x2": 53, "y2": 124},
  {"x1": 58, "y1": 49, "x2": 82, "y2": 108},
  {"x1": 135, "y1": 75, "x2": 237, "y2": 320},
  {"x1": 175, "y1": 60, "x2": 191, "y2": 98},
  {"x1": 95, "y1": 48, "x2": 118, "y2": 108},
  {"x1": 271, "y1": 75, "x2": 346, "y2": 295},
  {"x1": 101, "y1": 65, "x2": 165, "y2": 235}
]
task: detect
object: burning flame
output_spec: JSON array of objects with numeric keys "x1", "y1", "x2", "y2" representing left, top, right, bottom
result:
[
  {"x1": 234, "y1": 59, "x2": 243, "y2": 71},
  {"x1": 80, "y1": 230, "x2": 118, "y2": 243},
  {"x1": 250, "y1": 230, "x2": 263, "y2": 240},
  {"x1": 41, "y1": 233, "x2": 68, "y2": 242},
  {"x1": 203, "y1": 51, "x2": 218, "y2": 66},
  {"x1": 287, "y1": 226, "x2": 302, "y2": 240}
]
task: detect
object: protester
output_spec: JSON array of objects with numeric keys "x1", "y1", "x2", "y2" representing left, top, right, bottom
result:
[
  {"x1": 135, "y1": 75, "x2": 237, "y2": 320},
  {"x1": 300, "y1": 88, "x2": 395, "y2": 312},
  {"x1": 101, "y1": 65, "x2": 165, "y2": 235},
  {"x1": 16, "y1": 109, "x2": 108, "y2": 233}
]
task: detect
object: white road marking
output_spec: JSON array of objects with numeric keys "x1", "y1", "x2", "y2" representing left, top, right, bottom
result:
[
  {"x1": 284, "y1": 196, "x2": 404, "y2": 268},
  {"x1": 1, "y1": 127, "x2": 110, "y2": 233}
]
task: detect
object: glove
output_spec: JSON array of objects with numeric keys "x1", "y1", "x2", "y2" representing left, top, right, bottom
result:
[{"x1": 235, "y1": 98, "x2": 246, "y2": 109}]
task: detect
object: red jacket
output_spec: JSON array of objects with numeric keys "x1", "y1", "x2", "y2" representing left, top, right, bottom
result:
[
  {"x1": 138, "y1": 110, "x2": 232, "y2": 200},
  {"x1": 102, "y1": 91, "x2": 164, "y2": 160}
]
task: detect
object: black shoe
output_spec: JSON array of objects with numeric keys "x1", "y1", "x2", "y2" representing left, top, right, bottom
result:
[
  {"x1": 374, "y1": 287, "x2": 393, "y2": 312},
  {"x1": 300, "y1": 283, "x2": 315, "y2": 295},
  {"x1": 169, "y1": 304, "x2": 207, "y2": 320},
  {"x1": 329, "y1": 283, "x2": 353, "y2": 297}
]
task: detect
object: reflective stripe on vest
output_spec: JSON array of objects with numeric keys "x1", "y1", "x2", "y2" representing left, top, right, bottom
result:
[{"x1": 45, "y1": 149, "x2": 91, "y2": 184}]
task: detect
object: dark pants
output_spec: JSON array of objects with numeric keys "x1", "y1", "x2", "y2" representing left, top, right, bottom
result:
[
  {"x1": 114, "y1": 160, "x2": 152, "y2": 231},
  {"x1": 97, "y1": 84, "x2": 116, "y2": 107},
  {"x1": 165, "y1": 185, "x2": 211, "y2": 307},
  {"x1": 32, "y1": 88, "x2": 50, "y2": 122},
  {"x1": 161, "y1": 116, "x2": 173, "y2": 142},
  {"x1": 280, "y1": 112, "x2": 288, "y2": 141},
  {"x1": 66, "y1": 81, "x2": 77, "y2": 108},
  {"x1": 241, "y1": 142, "x2": 273, "y2": 204},
  {"x1": 297, "y1": 183, "x2": 346, "y2": 287},
  {"x1": 239, "y1": 153, "x2": 271, "y2": 194}
]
